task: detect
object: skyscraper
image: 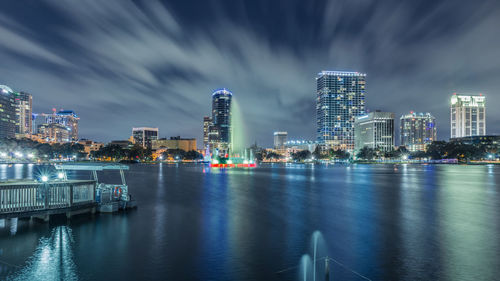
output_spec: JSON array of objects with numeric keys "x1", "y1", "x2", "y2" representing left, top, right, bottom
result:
[
  {"x1": 14, "y1": 91, "x2": 32, "y2": 136},
  {"x1": 132, "y1": 127, "x2": 159, "y2": 149},
  {"x1": 0, "y1": 85, "x2": 17, "y2": 138},
  {"x1": 450, "y1": 94, "x2": 486, "y2": 138},
  {"x1": 273, "y1": 131, "x2": 287, "y2": 150},
  {"x1": 203, "y1": 116, "x2": 212, "y2": 148},
  {"x1": 354, "y1": 111, "x2": 394, "y2": 153},
  {"x1": 400, "y1": 112, "x2": 437, "y2": 151},
  {"x1": 316, "y1": 71, "x2": 366, "y2": 151},
  {"x1": 33, "y1": 110, "x2": 79, "y2": 141},
  {"x1": 210, "y1": 88, "x2": 232, "y2": 151}
]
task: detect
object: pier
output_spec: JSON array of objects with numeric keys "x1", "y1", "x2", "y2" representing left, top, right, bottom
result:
[
  {"x1": 0, "y1": 163, "x2": 135, "y2": 229},
  {"x1": 0, "y1": 180, "x2": 96, "y2": 220}
]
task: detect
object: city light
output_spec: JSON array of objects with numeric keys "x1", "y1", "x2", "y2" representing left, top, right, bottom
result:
[
  {"x1": 41, "y1": 175, "x2": 49, "y2": 182},
  {"x1": 14, "y1": 152, "x2": 23, "y2": 158},
  {"x1": 57, "y1": 172, "x2": 65, "y2": 179},
  {"x1": 0, "y1": 152, "x2": 7, "y2": 157}
]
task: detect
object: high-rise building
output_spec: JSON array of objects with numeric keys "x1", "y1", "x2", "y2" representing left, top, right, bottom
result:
[
  {"x1": 0, "y1": 85, "x2": 17, "y2": 139},
  {"x1": 14, "y1": 91, "x2": 32, "y2": 136},
  {"x1": 316, "y1": 71, "x2": 366, "y2": 151},
  {"x1": 273, "y1": 131, "x2": 287, "y2": 150},
  {"x1": 450, "y1": 94, "x2": 486, "y2": 138},
  {"x1": 32, "y1": 110, "x2": 79, "y2": 141},
  {"x1": 132, "y1": 127, "x2": 158, "y2": 149},
  {"x1": 400, "y1": 112, "x2": 437, "y2": 151},
  {"x1": 203, "y1": 116, "x2": 212, "y2": 148},
  {"x1": 211, "y1": 88, "x2": 232, "y2": 145},
  {"x1": 354, "y1": 111, "x2": 394, "y2": 153}
]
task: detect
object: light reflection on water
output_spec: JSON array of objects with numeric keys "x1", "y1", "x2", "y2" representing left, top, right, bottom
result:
[
  {"x1": 7, "y1": 226, "x2": 77, "y2": 281},
  {"x1": 0, "y1": 164, "x2": 500, "y2": 281}
]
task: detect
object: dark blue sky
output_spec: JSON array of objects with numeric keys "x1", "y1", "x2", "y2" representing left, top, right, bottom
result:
[{"x1": 1, "y1": 0, "x2": 499, "y2": 146}]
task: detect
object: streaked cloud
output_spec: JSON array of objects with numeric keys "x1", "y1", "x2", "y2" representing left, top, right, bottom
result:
[{"x1": 0, "y1": 0, "x2": 499, "y2": 144}]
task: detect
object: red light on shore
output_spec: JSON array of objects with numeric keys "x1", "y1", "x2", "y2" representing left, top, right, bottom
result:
[
  {"x1": 210, "y1": 163, "x2": 256, "y2": 168},
  {"x1": 452, "y1": 92, "x2": 457, "y2": 95}
]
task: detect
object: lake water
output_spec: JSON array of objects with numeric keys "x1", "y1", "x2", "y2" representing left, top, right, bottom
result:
[{"x1": 0, "y1": 163, "x2": 499, "y2": 280}]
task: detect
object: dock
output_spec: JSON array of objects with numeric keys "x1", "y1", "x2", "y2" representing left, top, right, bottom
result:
[{"x1": 0, "y1": 163, "x2": 136, "y2": 232}]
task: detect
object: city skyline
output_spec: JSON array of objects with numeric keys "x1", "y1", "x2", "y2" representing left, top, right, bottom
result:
[{"x1": 1, "y1": 0, "x2": 499, "y2": 146}]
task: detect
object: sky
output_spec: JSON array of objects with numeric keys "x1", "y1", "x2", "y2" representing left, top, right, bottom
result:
[{"x1": 1, "y1": 0, "x2": 499, "y2": 147}]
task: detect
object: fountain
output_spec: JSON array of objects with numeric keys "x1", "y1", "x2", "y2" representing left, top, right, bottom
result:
[
  {"x1": 299, "y1": 254, "x2": 313, "y2": 281},
  {"x1": 210, "y1": 97, "x2": 256, "y2": 168}
]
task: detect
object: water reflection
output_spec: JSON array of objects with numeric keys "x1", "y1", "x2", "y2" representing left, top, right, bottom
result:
[
  {"x1": 1, "y1": 164, "x2": 500, "y2": 281},
  {"x1": 7, "y1": 226, "x2": 77, "y2": 281}
]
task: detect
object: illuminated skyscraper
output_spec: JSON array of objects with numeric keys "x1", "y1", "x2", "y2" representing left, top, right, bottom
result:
[
  {"x1": 0, "y1": 85, "x2": 17, "y2": 138},
  {"x1": 273, "y1": 131, "x2": 287, "y2": 150},
  {"x1": 132, "y1": 127, "x2": 158, "y2": 149},
  {"x1": 210, "y1": 88, "x2": 232, "y2": 149},
  {"x1": 203, "y1": 116, "x2": 212, "y2": 148},
  {"x1": 316, "y1": 71, "x2": 366, "y2": 150},
  {"x1": 33, "y1": 110, "x2": 79, "y2": 141},
  {"x1": 450, "y1": 94, "x2": 485, "y2": 138},
  {"x1": 400, "y1": 112, "x2": 436, "y2": 151},
  {"x1": 354, "y1": 111, "x2": 394, "y2": 153},
  {"x1": 14, "y1": 91, "x2": 32, "y2": 136}
]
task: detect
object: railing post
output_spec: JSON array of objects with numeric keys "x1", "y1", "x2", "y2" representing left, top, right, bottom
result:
[
  {"x1": 69, "y1": 184, "x2": 73, "y2": 207},
  {"x1": 44, "y1": 184, "x2": 49, "y2": 210}
]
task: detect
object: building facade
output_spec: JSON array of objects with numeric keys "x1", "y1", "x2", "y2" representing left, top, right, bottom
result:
[
  {"x1": 37, "y1": 123, "x2": 71, "y2": 143},
  {"x1": 32, "y1": 110, "x2": 79, "y2": 141},
  {"x1": 316, "y1": 71, "x2": 366, "y2": 151},
  {"x1": 450, "y1": 94, "x2": 486, "y2": 138},
  {"x1": 0, "y1": 85, "x2": 17, "y2": 138},
  {"x1": 400, "y1": 112, "x2": 437, "y2": 151},
  {"x1": 203, "y1": 116, "x2": 212, "y2": 148},
  {"x1": 203, "y1": 88, "x2": 232, "y2": 153},
  {"x1": 354, "y1": 111, "x2": 394, "y2": 153},
  {"x1": 132, "y1": 127, "x2": 158, "y2": 149},
  {"x1": 78, "y1": 139, "x2": 104, "y2": 157},
  {"x1": 211, "y1": 89, "x2": 232, "y2": 145},
  {"x1": 14, "y1": 91, "x2": 32, "y2": 136},
  {"x1": 152, "y1": 136, "x2": 197, "y2": 151},
  {"x1": 273, "y1": 131, "x2": 288, "y2": 150}
]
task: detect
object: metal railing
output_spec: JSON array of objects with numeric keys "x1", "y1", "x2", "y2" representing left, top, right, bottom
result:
[{"x1": 0, "y1": 181, "x2": 96, "y2": 215}]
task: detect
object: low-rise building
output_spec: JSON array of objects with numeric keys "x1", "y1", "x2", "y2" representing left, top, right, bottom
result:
[
  {"x1": 78, "y1": 139, "x2": 104, "y2": 157},
  {"x1": 152, "y1": 136, "x2": 197, "y2": 151}
]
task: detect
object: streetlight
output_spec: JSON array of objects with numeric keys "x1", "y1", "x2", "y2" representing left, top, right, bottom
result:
[
  {"x1": 41, "y1": 175, "x2": 49, "y2": 182},
  {"x1": 57, "y1": 172, "x2": 65, "y2": 179}
]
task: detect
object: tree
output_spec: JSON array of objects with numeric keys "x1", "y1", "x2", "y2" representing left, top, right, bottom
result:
[
  {"x1": 356, "y1": 146, "x2": 375, "y2": 160},
  {"x1": 184, "y1": 150, "x2": 203, "y2": 160},
  {"x1": 291, "y1": 150, "x2": 312, "y2": 162},
  {"x1": 329, "y1": 149, "x2": 350, "y2": 160},
  {"x1": 312, "y1": 146, "x2": 322, "y2": 159}
]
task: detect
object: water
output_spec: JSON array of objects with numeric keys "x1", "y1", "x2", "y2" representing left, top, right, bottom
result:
[{"x1": 1, "y1": 163, "x2": 500, "y2": 280}]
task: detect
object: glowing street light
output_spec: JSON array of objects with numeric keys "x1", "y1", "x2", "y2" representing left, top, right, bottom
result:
[
  {"x1": 41, "y1": 175, "x2": 49, "y2": 182},
  {"x1": 14, "y1": 152, "x2": 23, "y2": 158},
  {"x1": 57, "y1": 172, "x2": 65, "y2": 179}
]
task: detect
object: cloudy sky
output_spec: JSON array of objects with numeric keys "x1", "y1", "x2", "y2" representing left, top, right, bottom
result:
[{"x1": 1, "y1": 0, "x2": 499, "y2": 146}]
